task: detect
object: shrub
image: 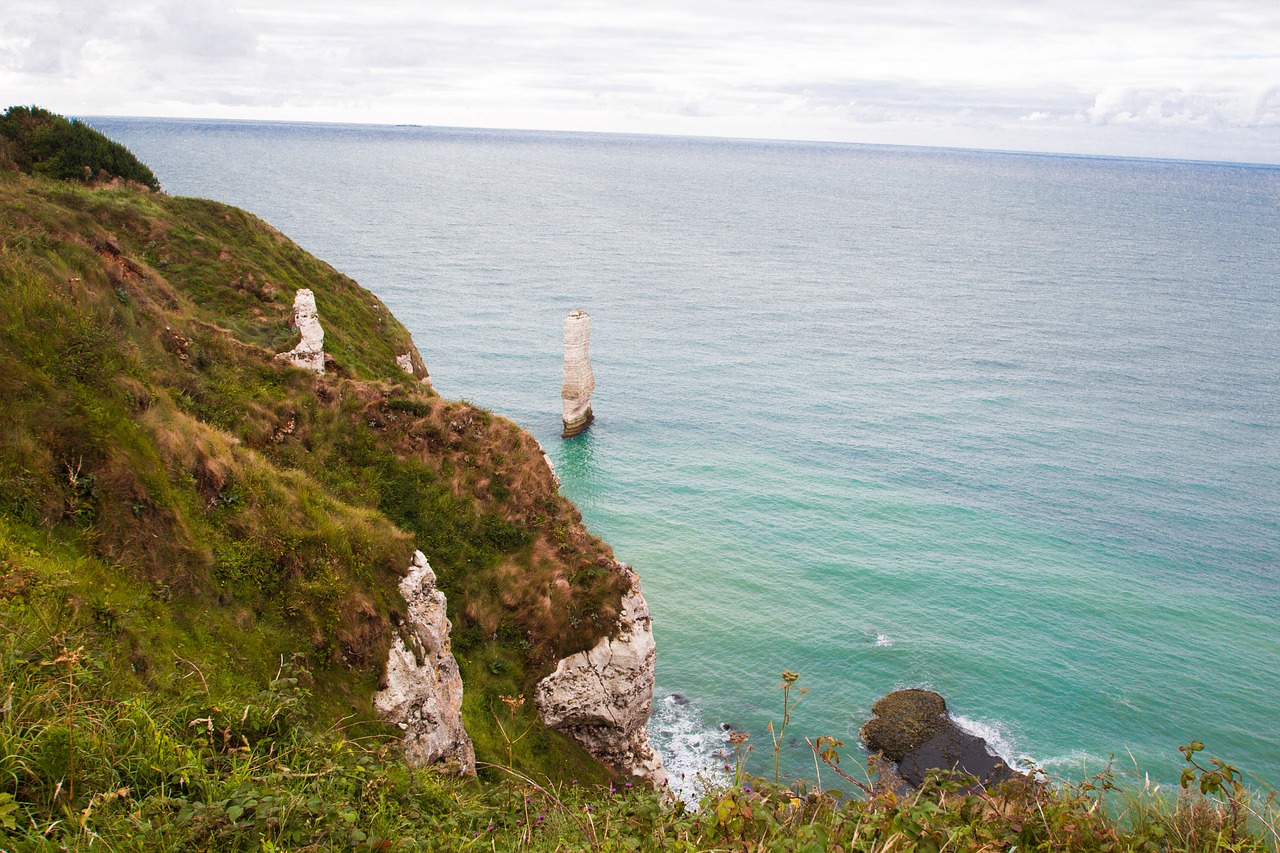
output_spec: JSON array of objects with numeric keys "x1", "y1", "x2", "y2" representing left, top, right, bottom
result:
[{"x1": 0, "y1": 105, "x2": 160, "y2": 190}]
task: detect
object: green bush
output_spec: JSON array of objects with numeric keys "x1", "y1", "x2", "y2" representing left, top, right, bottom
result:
[{"x1": 0, "y1": 105, "x2": 160, "y2": 190}]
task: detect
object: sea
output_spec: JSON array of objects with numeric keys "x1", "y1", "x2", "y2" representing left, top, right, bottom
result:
[{"x1": 89, "y1": 118, "x2": 1280, "y2": 799}]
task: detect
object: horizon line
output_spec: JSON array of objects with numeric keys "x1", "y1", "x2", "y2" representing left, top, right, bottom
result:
[{"x1": 77, "y1": 111, "x2": 1280, "y2": 171}]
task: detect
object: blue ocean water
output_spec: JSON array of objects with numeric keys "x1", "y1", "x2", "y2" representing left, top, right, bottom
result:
[{"x1": 91, "y1": 118, "x2": 1280, "y2": 794}]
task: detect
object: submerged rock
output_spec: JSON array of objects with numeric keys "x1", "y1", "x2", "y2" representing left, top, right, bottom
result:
[
  {"x1": 860, "y1": 689, "x2": 1013, "y2": 789},
  {"x1": 375, "y1": 550, "x2": 475, "y2": 773},
  {"x1": 535, "y1": 564, "x2": 666, "y2": 785},
  {"x1": 561, "y1": 309, "x2": 594, "y2": 438},
  {"x1": 276, "y1": 288, "x2": 325, "y2": 374}
]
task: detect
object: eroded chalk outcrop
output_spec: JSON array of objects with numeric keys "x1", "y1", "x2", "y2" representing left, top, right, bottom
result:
[
  {"x1": 535, "y1": 564, "x2": 667, "y2": 785},
  {"x1": 375, "y1": 550, "x2": 475, "y2": 773},
  {"x1": 561, "y1": 309, "x2": 594, "y2": 438},
  {"x1": 276, "y1": 288, "x2": 325, "y2": 374},
  {"x1": 396, "y1": 350, "x2": 432, "y2": 387}
]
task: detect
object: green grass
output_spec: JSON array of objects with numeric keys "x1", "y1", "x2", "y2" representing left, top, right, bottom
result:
[
  {"x1": 3, "y1": 109, "x2": 1277, "y2": 852},
  {"x1": 0, "y1": 563, "x2": 1275, "y2": 852},
  {"x1": 0, "y1": 142, "x2": 631, "y2": 787}
]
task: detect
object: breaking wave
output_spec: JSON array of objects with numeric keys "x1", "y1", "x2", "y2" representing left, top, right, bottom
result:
[{"x1": 649, "y1": 692, "x2": 731, "y2": 804}]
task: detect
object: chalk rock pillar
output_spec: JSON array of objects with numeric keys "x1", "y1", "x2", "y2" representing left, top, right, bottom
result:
[
  {"x1": 375, "y1": 551, "x2": 476, "y2": 773},
  {"x1": 561, "y1": 309, "x2": 595, "y2": 438},
  {"x1": 535, "y1": 564, "x2": 667, "y2": 786},
  {"x1": 277, "y1": 288, "x2": 325, "y2": 374}
]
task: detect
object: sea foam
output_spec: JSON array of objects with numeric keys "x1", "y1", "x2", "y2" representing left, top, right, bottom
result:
[{"x1": 649, "y1": 693, "x2": 730, "y2": 804}]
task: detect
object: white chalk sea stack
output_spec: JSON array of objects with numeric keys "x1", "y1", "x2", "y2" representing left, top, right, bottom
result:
[
  {"x1": 561, "y1": 309, "x2": 595, "y2": 438},
  {"x1": 535, "y1": 564, "x2": 667, "y2": 786},
  {"x1": 276, "y1": 288, "x2": 325, "y2": 374},
  {"x1": 375, "y1": 550, "x2": 476, "y2": 773}
]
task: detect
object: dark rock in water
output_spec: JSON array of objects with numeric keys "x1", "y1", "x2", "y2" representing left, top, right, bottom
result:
[
  {"x1": 860, "y1": 689, "x2": 947, "y2": 761},
  {"x1": 669, "y1": 693, "x2": 690, "y2": 706},
  {"x1": 861, "y1": 689, "x2": 1014, "y2": 789}
]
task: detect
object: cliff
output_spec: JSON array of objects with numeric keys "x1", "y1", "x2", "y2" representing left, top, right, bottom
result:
[
  {"x1": 0, "y1": 113, "x2": 643, "y2": 788},
  {"x1": 536, "y1": 563, "x2": 667, "y2": 784}
]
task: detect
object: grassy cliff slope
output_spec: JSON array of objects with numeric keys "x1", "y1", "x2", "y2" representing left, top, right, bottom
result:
[
  {"x1": 1, "y1": 113, "x2": 1275, "y2": 852},
  {"x1": 0, "y1": 128, "x2": 632, "y2": 795}
]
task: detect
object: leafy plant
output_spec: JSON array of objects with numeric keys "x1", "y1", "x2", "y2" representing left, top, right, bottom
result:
[{"x1": 0, "y1": 106, "x2": 160, "y2": 189}]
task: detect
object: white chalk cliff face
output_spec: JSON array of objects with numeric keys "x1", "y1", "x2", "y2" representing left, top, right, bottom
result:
[
  {"x1": 277, "y1": 288, "x2": 325, "y2": 375},
  {"x1": 535, "y1": 565, "x2": 667, "y2": 786},
  {"x1": 561, "y1": 309, "x2": 595, "y2": 438},
  {"x1": 375, "y1": 550, "x2": 476, "y2": 773}
]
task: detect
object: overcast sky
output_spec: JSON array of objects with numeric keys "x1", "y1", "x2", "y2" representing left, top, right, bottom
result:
[{"x1": 3, "y1": 0, "x2": 1278, "y2": 163}]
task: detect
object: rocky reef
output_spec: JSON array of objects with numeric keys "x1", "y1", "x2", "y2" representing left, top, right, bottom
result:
[
  {"x1": 861, "y1": 689, "x2": 1013, "y2": 789},
  {"x1": 561, "y1": 309, "x2": 595, "y2": 438},
  {"x1": 535, "y1": 564, "x2": 667, "y2": 785},
  {"x1": 374, "y1": 551, "x2": 476, "y2": 773},
  {"x1": 277, "y1": 288, "x2": 326, "y2": 374}
]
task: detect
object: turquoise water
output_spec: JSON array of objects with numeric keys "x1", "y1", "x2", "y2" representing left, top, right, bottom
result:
[{"x1": 92, "y1": 119, "x2": 1280, "y2": 794}]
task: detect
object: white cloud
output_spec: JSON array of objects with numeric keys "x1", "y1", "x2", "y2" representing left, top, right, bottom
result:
[
  {"x1": 1085, "y1": 86, "x2": 1280, "y2": 129},
  {"x1": 1, "y1": 0, "x2": 1278, "y2": 162}
]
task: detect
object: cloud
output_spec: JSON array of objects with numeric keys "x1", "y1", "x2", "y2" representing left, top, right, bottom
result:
[
  {"x1": 5, "y1": 0, "x2": 107, "y2": 75},
  {"x1": 1, "y1": 0, "x2": 1277, "y2": 162},
  {"x1": 1085, "y1": 86, "x2": 1280, "y2": 129},
  {"x1": 147, "y1": 0, "x2": 258, "y2": 61}
]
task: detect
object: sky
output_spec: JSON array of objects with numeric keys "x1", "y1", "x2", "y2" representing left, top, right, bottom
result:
[{"x1": 2, "y1": 0, "x2": 1279, "y2": 164}]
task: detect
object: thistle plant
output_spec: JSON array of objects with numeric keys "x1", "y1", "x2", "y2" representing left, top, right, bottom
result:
[
  {"x1": 767, "y1": 670, "x2": 807, "y2": 784},
  {"x1": 494, "y1": 693, "x2": 531, "y2": 774}
]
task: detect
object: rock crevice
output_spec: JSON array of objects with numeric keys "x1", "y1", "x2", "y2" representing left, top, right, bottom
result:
[
  {"x1": 535, "y1": 564, "x2": 666, "y2": 785},
  {"x1": 375, "y1": 550, "x2": 475, "y2": 773}
]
